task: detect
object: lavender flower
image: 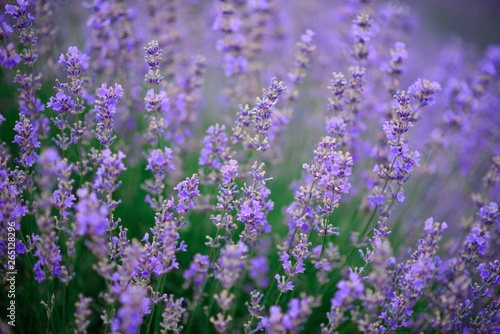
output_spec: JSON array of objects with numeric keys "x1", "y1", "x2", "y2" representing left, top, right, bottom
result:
[
  {"x1": 351, "y1": 13, "x2": 372, "y2": 62},
  {"x1": 303, "y1": 137, "x2": 353, "y2": 217},
  {"x1": 478, "y1": 202, "x2": 499, "y2": 225},
  {"x1": 74, "y1": 294, "x2": 93, "y2": 334},
  {"x1": 93, "y1": 83, "x2": 124, "y2": 147},
  {"x1": 287, "y1": 29, "x2": 316, "y2": 101},
  {"x1": 0, "y1": 41, "x2": 21, "y2": 68},
  {"x1": 110, "y1": 284, "x2": 151, "y2": 334},
  {"x1": 143, "y1": 88, "x2": 169, "y2": 145},
  {"x1": 233, "y1": 78, "x2": 286, "y2": 152},
  {"x1": 49, "y1": 46, "x2": 91, "y2": 151},
  {"x1": 173, "y1": 174, "x2": 200, "y2": 215},
  {"x1": 33, "y1": 215, "x2": 64, "y2": 283},
  {"x1": 74, "y1": 187, "x2": 108, "y2": 238},
  {"x1": 220, "y1": 159, "x2": 238, "y2": 187},
  {"x1": 252, "y1": 78, "x2": 287, "y2": 146},
  {"x1": 5, "y1": 0, "x2": 36, "y2": 65},
  {"x1": 210, "y1": 313, "x2": 233, "y2": 333},
  {"x1": 465, "y1": 300, "x2": 500, "y2": 333},
  {"x1": 144, "y1": 40, "x2": 163, "y2": 86},
  {"x1": 13, "y1": 71, "x2": 45, "y2": 119},
  {"x1": 213, "y1": 0, "x2": 246, "y2": 79},
  {"x1": 249, "y1": 256, "x2": 269, "y2": 288},
  {"x1": 381, "y1": 42, "x2": 408, "y2": 94},
  {"x1": 52, "y1": 159, "x2": 75, "y2": 229},
  {"x1": 275, "y1": 273, "x2": 294, "y2": 293},
  {"x1": 1, "y1": 2, "x2": 499, "y2": 333},
  {"x1": 368, "y1": 90, "x2": 422, "y2": 216},
  {"x1": 144, "y1": 147, "x2": 175, "y2": 210},
  {"x1": 183, "y1": 253, "x2": 209, "y2": 303},
  {"x1": 143, "y1": 199, "x2": 186, "y2": 276},
  {"x1": 12, "y1": 114, "x2": 40, "y2": 167},
  {"x1": 259, "y1": 295, "x2": 315, "y2": 333},
  {"x1": 160, "y1": 295, "x2": 185, "y2": 333},
  {"x1": 214, "y1": 242, "x2": 248, "y2": 288},
  {"x1": 408, "y1": 78, "x2": 441, "y2": 108},
  {"x1": 94, "y1": 149, "x2": 127, "y2": 196},
  {"x1": 199, "y1": 124, "x2": 230, "y2": 181},
  {"x1": 244, "y1": 290, "x2": 265, "y2": 333},
  {"x1": 377, "y1": 219, "x2": 447, "y2": 332},
  {"x1": 464, "y1": 226, "x2": 490, "y2": 257}
]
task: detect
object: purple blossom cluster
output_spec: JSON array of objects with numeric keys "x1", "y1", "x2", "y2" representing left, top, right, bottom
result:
[{"x1": 1, "y1": 0, "x2": 499, "y2": 333}]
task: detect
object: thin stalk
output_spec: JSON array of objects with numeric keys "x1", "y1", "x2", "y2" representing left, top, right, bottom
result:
[
  {"x1": 62, "y1": 284, "x2": 67, "y2": 333},
  {"x1": 381, "y1": 302, "x2": 407, "y2": 334},
  {"x1": 450, "y1": 285, "x2": 486, "y2": 329},
  {"x1": 272, "y1": 229, "x2": 314, "y2": 306},
  {"x1": 203, "y1": 281, "x2": 222, "y2": 334},
  {"x1": 286, "y1": 181, "x2": 315, "y2": 254}
]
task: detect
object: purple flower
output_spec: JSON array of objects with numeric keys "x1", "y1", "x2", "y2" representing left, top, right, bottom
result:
[
  {"x1": 0, "y1": 43, "x2": 22, "y2": 69},
  {"x1": 464, "y1": 227, "x2": 490, "y2": 256},
  {"x1": 288, "y1": 29, "x2": 316, "y2": 87},
  {"x1": 330, "y1": 268, "x2": 364, "y2": 308},
  {"x1": 58, "y1": 46, "x2": 90, "y2": 79},
  {"x1": 146, "y1": 148, "x2": 175, "y2": 176},
  {"x1": 174, "y1": 175, "x2": 200, "y2": 215},
  {"x1": 74, "y1": 294, "x2": 93, "y2": 334},
  {"x1": 249, "y1": 256, "x2": 269, "y2": 287},
  {"x1": 160, "y1": 295, "x2": 185, "y2": 333},
  {"x1": 145, "y1": 147, "x2": 175, "y2": 210},
  {"x1": 144, "y1": 89, "x2": 169, "y2": 113},
  {"x1": 144, "y1": 40, "x2": 163, "y2": 85},
  {"x1": 352, "y1": 14, "x2": 372, "y2": 43},
  {"x1": 213, "y1": 0, "x2": 246, "y2": 78},
  {"x1": 52, "y1": 159, "x2": 75, "y2": 228},
  {"x1": 259, "y1": 296, "x2": 314, "y2": 333},
  {"x1": 47, "y1": 91, "x2": 74, "y2": 115},
  {"x1": 220, "y1": 159, "x2": 238, "y2": 187},
  {"x1": 74, "y1": 188, "x2": 109, "y2": 238},
  {"x1": 199, "y1": 124, "x2": 229, "y2": 170},
  {"x1": 275, "y1": 274, "x2": 294, "y2": 293},
  {"x1": 326, "y1": 117, "x2": 347, "y2": 137},
  {"x1": 408, "y1": 78, "x2": 441, "y2": 107},
  {"x1": 5, "y1": 0, "x2": 34, "y2": 34},
  {"x1": 367, "y1": 194, "x2": 385, "y2": 212},
  {"x1": 215, "y1": 242, "x2": 248, "y2": 288},
  {"x1": 377, "y1": 219, "x2": 447, "y2": 331},
  {"x1": 12, "y1": 114, "x2": 40, "y2": 167},
  {"x1": 367, "y1": 89, "x2": 426, "y2": 217},
  {"x1": 110, "y1": 284, "x2": 151, "y2": 334},
  {"x1": 33, "y1": 243, "x2": 63, "y2": 283},
  {"x1": 478, "y1": 202, "x2": 499, "y2": 225},
  {"x1": 252, "y1": 78, "x2": 287, "y2": 140},
  {"x1": 224, "y1": 53, "x2": 247, "y2": 77},
  {"x1": 476, "y1": 260, "x2": 500, "y2": 285},
  {"x1": 184, "y1": 254, "x2": 209, "y2": 301},
  {"x1": 94, "y1": 149, "x2": 127, "y2": 195},
  {"x1": 391, "y1": 42, "x2": 408, "y2": 62},
  {"x1": 210, "y1": 313, "x2": 233, "y2": 332},
  {"x1": 5, "y1": 5, "x2": 16, "y2": 15},
  {"x1": 93, "y1": 83, "x2": 124, "y2": 147}
]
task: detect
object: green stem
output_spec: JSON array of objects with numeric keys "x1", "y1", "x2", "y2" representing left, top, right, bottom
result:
[
  {"x1": 145, "y1": 273, "x2": 165, "y2": 334},
  {"x1": 273, "y1": 229, "x2": 314, "y2": 307},
  {"x1": 450, "y1": 285, "x2": 486, "y2": 329},
  {"x1": 381, "y1": 303, "x2": 407, "y2": 334},
  {"x1": 286, "y1": 181, "x2": 315, "y2": 255},
  {"x1": 62, "y1": 284, "x2": 67, "y2": 333},
  {"x1": 203, "y1": 280, "x2": 221, "y2": 334}
]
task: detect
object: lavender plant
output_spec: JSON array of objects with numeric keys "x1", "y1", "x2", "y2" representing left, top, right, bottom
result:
[{"x1": 0, "y1": 0, "x2": 499, "y2": 333}]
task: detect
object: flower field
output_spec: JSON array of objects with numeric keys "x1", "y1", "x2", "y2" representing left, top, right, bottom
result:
[{"x1": 0, "y1": 0, "x2": 499, "y2": 333}]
